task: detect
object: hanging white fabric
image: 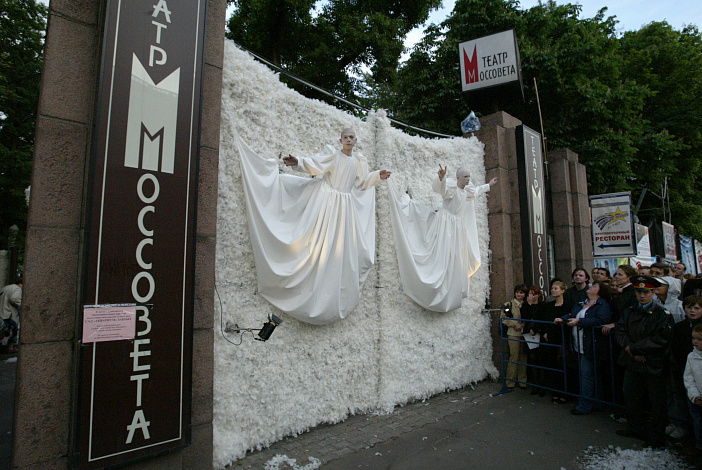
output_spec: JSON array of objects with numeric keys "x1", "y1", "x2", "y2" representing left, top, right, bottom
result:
[
  {"x1": 387, "y1": 177, "x2": 489, "y2": 312},
  {"x1": 237, "y1": 136, "x2": 382, "y2": 325}
]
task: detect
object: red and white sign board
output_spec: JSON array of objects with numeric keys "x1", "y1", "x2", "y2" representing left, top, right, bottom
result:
[
  {"x1": 458, "y1": 29, "x2": 521, "y2": 92},
  {"x1": 663, "y1": 221, "x2": 677, "y2": 261}
]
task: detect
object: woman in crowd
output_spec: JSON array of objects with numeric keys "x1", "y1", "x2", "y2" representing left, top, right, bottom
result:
[
  {"x1": 605, "y1": 264, "x2": 638, "y2": 329},
  {"x1": 555, "y1": 280, "x2": 612, "y2": 415},
  {"x1": 522, "y1": 286, "x2": 544, "y2": 395},
  {"x1": 529, "y1": 281, "x2": 568, "y2": 403},
  {"x1": 501, "y1": 285, "x2": 529, "y2": 389},
  {"x1": 602, "y1": 264, "x2": 637, "y2": 405},
  {"x1": 532, "y1": 281, "x2": 570, "y2": 402}
]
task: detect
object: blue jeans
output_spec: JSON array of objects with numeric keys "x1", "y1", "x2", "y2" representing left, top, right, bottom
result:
[
  {"x1": 669, "y1": 369, "x2": 691, "y2": 429},
  {"x1": 2, "y1": 318, "x2": 18, "y2": 345},
  {"x1": 576, "y1": 353, "x2": 598, "y2": 413},
  {"x1": 689, "y1": 401, "x2": 702, "y2": 450}
]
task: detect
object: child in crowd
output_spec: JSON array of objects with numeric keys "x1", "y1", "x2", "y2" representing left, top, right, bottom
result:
[
  {"x1": 683, "y1": 324, "x2": 702, "y2": 455},
  {"x1": 670, "y1": 296, "x2": 702, "y2": 439}
]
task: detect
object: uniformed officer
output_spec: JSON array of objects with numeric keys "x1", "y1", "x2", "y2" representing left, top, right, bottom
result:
[{"x1": 615, "y1": 275, "x2": 674, "y2": 447}]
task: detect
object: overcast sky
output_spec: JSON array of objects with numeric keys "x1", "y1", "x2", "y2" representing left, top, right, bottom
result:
[{"x1": 405, "y1": 0, "x2": 702, "y2": 51}]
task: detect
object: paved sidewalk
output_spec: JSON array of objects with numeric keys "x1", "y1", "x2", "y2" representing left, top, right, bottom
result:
[{"x1": 229, "y1": 380, "x2": 697, "y2": 469}]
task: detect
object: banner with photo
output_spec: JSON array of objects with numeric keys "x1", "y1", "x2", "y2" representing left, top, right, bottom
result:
[
  {"x1": 628, "y1": 224, "x2": 653, "y2": 269},
  {"x1": 680, "y1": 235, "x2": 697, "y2": 276},
  {"x1": 696, "y1": 239, "x2": 702, "y2": 275},
  {"x1": 593, "y1": 258, "x2": 630, "y2": 277},
  {"x1": 663, "y1": 221, "x2": 677, "y2": 261}
]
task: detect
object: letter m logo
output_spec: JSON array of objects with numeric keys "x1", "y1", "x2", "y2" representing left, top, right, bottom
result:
[
  {"x1": 125, "y1": 54, "x2": 180, "y2": 174},
  {"x1": 531, "y1": 186, "x2": 544, "y2": 235},
  {"x1": 463, "y1": 45, "x2": 478, "y2": 84}
]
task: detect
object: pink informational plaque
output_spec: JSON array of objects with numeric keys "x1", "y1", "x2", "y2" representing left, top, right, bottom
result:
[{"x1": 82, "y1": 304, "x2": 137, "y2": 343}]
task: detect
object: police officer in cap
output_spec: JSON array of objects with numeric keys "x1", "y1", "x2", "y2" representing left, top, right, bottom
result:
[{"x1": 615, "y1": 275, "x2": 674, "y2": 447}]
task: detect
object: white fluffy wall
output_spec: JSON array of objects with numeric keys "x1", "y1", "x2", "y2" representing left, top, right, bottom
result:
[{"x1": 214, "y1": 40, "x2": 497, "y2": 468}]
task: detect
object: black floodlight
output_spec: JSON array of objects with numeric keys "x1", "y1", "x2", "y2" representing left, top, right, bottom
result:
[
  {"x1": 223, "y1": 314, "x2": 283, "y2": 344},
  {"x1": 256, "y1": 314, "x2": 282, "y2": 341}
]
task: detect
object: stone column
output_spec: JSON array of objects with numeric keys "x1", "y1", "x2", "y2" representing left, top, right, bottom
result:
[
  {"x1": 474, "y1": 114, "x2": 592, "y2": 374},
  {"x1": 475, "y1": 112, "x2": 524, "y2": 305},
  {"x1": 473, "y1": 111, "x2": 523, "y2": 370},
  {"x1": 547, "y1": 149, "x2": 593, "y2": 281},
  {"x1": 13, "y1": 0, "x2": 225, "y2": 468}
]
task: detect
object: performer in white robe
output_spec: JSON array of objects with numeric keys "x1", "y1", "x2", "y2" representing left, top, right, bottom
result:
[
  {"x1": 238, "y1": 128, "x2": 390, "y2": 325},
  {"x1": 388, "y1": 165, "x2": 496, "y2": 312}
]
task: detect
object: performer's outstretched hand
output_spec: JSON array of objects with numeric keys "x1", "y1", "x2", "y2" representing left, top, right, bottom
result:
[
  {"x1": 489, "y1": 177, "x2": 498, "y2": 186},
  {"x1": 380, "y1": 170, "x2": 391, "y2": 180},
  {"x1": 438, "y1": 164, "x2": 447, "y2": 181},
  {"x1": 282, "y1": 154, "x2": 298, "y2": 166}
]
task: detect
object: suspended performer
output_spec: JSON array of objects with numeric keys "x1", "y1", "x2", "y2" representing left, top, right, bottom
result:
[
  {"x1": 238, "y1": 128, "x2": 390, "y2": 325},
  {"x1": 388, "y1": 164, "x2": 496, "y2": 312}
]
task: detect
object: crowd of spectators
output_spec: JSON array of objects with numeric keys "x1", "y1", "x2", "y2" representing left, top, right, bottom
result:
[
  {"x1": 500, "y1": 261, "x2": 702, "y2": 454},
  {"x1": 0, "y1": 275, "x2": 21, "y2": 354}
]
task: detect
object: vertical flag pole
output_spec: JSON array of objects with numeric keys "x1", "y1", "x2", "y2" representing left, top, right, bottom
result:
[{"x1": 534, "y1": 77, "x2": 549, "y2": 178}]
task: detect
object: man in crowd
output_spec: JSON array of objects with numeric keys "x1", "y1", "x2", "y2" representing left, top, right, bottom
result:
[
  {"x1": 592, "y1": 267, "x2": 612, "y2": 284},
  {"x1": 675, "y1": 262, "x2": 687, "y2": 280},
  {"x1": 615, "y1": 275, "x2": 674, "y2": 448},
  {"x1": 650, "y1": 262, "x2": 683, "y2": 307},
  {"x1": 564, "y1": 267, "x2": 590, "y2": 311},
  {"x1": 655, "y1": 277, "x2": 685, "y2": 323},
  {"x1": 675, "y1": 262, "x2": 687, "y2": 300},
  {"x1": 0, "y1": 275, "x2": 22, "y2": 354},
  {"x1": 650, "y1": 262, "x2": 672, "y2": 278}
]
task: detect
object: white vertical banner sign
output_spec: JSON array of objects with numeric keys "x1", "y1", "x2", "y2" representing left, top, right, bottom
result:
[
  {"x1": 663, "y1": 221, "x2": 677, "y2": 261},
  {"x1": 680, "y1": 235, "x2": 697, "y2": 276},
  {"x1": 590, "y1": 192, "x2": 637, "y2": 258},
  {"x1": 695, "y1": 239, "x2": 702, "y2": 274},
  {"x1": 629, "y1": 223, "x2": 653, "y2": 269},
  {"x1": 458, "y1": 30, "x2": 521, "y2": 92}
]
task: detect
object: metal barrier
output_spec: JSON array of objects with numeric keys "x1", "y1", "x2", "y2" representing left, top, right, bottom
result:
[{"x1": 493, "y1": 316, "x2": 623, "y2": 409}]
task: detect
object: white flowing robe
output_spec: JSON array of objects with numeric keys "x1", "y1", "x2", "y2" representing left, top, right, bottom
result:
[
  {"x1": 237, "y1": 137, "x2": 382, "y2": 325},
  {"x1": 388, "y1": 177, "x2": 490, "y2": 312}
]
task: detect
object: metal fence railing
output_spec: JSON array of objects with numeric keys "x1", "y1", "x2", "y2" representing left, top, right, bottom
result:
[{"x1": 493, "y1": 317, "x2": 623, "y2": 409}]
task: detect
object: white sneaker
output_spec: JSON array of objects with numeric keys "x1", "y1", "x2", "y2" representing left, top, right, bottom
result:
[
  {"x1": 665, "y1": 424, "x2": 675, "y2": 436},
  {"x1": 670, "y1": 426, "x2": 687, "y2": 439}
]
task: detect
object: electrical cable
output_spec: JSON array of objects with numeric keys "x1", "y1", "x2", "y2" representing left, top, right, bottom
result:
[{"x1": 216, "y1": 283, "x2": 244, "y2": 346}]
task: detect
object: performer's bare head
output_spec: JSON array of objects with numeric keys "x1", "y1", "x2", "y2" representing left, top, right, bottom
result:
[
  {"x1": 456, "y1": 168, "x2": 471, "y2": 189},
  {"x1": 340, "y1": 128, "x2": 357, "y2": 155}
]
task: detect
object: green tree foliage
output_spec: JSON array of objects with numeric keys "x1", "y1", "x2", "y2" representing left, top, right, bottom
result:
[
  {"x1": 383, "y1": 1, "x2": 648, "y2": 186},
  {"x1": 225, "y1": 0, "x2": 702, "y2": 238},
  {"x1": 0, "y1": 0, "x2": 47, "y2": 250},
  {"x1": 377, "y1": 0, "x2": 702, "y2": 239},
  {"x1": 373, "y1": 0, "x2": 524, "y2": 131},
  {"x1": 619, "y1": 23, "x2": 702, "y2": 239},
  {"x1": 227, "y1": 0, "x2": 316, "y2": 67},
  {"x1": 226, "y1": 0, "x2": 441, "y2": 103}
]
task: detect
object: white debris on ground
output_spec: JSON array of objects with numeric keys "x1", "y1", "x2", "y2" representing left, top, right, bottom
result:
[
  {"x1": 609, "y1": 413, "x2": 627, "y2": 423},
  {"x1": 579, "y1": 446, "x2": 691, "y2": 469},
  {"x1": 263, "y1": 454, "x2": 321, "y2": 470}
]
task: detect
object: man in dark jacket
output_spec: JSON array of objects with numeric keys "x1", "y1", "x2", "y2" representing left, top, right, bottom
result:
[
  {"x1": 615, "y1": 275, "x2": 674, "y2": 448},
  {"x1": 564, "y1": 267, "x2": 590, "y2": 312}
]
